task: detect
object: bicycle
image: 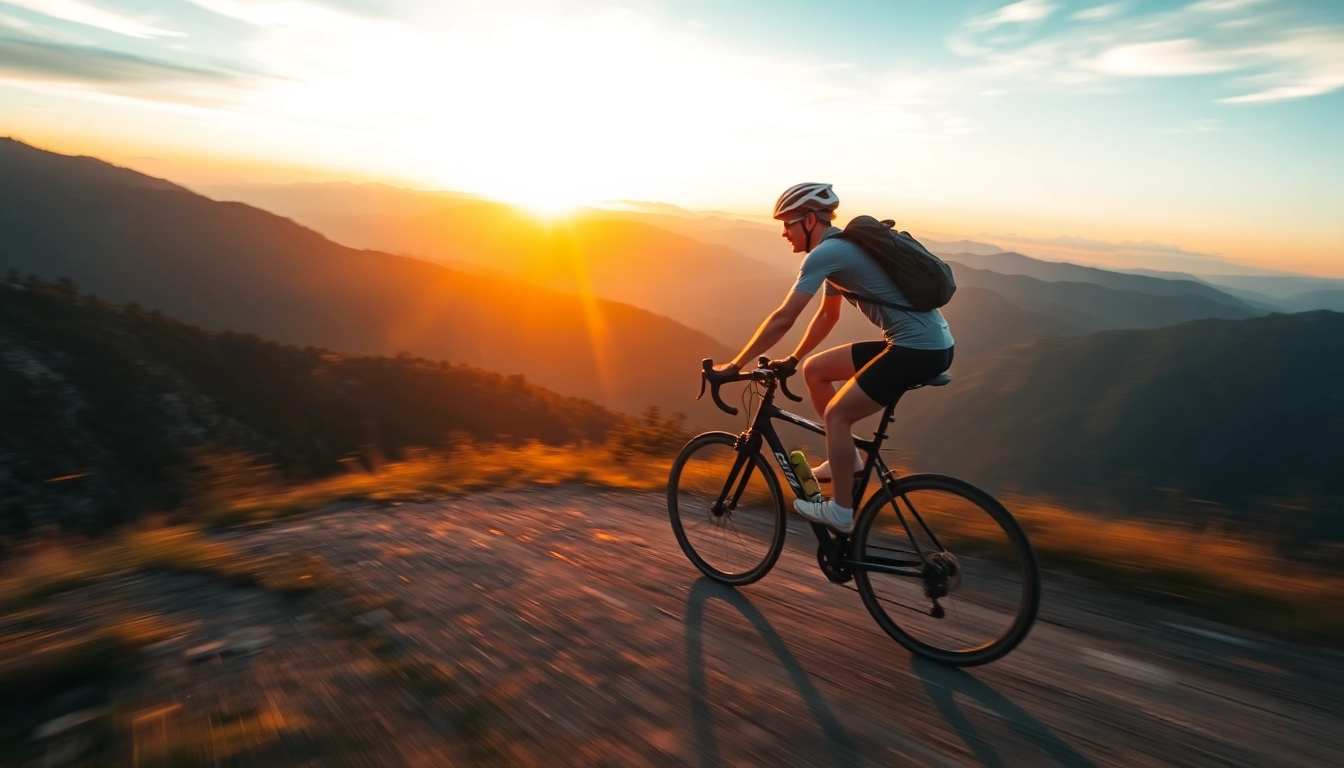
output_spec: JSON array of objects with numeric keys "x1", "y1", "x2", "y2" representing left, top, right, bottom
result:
[{"x1": 667, "y1": 357, "x2": 1040, "y2": 666}]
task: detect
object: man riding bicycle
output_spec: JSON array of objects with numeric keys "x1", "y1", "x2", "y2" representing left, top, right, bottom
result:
[{"x1": 713, "y1": 182, "x2": 954, "y2": 534}]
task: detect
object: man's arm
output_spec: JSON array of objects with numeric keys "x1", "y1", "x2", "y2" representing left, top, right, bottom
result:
[
  {"x1": 724, "y1": 290, "x2": 813, "y2": 369},
  {"x1": 789, "y1": 291, "x2": 843, "y2": 360}
]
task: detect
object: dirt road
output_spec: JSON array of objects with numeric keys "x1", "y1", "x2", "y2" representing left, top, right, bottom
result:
[{"x1": 212, "y1": 487, "x2": 1344, "y2": 766}]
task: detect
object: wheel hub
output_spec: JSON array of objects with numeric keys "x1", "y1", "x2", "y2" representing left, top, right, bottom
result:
[{"x1": 922, "y1": 551, "x2": 962, "y2": 598}]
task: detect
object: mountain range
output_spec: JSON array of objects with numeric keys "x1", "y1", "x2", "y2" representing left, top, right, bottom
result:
[
  {"x1": 203, "y1": 180, "x2": 1269, "y2": 358},
  {"x1": 0, "y1": 138, "x2": 729, "y2": 415}
]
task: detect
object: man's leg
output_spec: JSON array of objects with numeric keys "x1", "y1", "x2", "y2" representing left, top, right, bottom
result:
[
  {"x1": 824, "y1": 377, "x2": 885, "y2": 511},
  {"x1": 800, "y1": 344, "x2": 857, "y2": 419}
]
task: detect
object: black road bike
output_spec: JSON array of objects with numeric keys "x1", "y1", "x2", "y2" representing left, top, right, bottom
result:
[{"x1": 667, "y1": 358, "x2": 1040, "y2": 666}]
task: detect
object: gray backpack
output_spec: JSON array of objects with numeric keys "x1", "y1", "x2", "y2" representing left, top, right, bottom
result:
[{"x1": 834, "y1": 216, "x2": 956, "y2": 312}]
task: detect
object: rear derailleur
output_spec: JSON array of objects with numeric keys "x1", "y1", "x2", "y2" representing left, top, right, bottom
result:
[{"x1": 921, "y1": 551, "x2": 961, "y2": 619}]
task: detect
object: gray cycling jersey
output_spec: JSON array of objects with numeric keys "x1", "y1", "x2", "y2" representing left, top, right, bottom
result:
[{"x1": 791, "y1": 227, "x2": 954, "y2": 350}]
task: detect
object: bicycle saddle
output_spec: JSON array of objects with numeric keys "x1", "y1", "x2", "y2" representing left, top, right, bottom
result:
[{"x1": 912, "y1": 373, "x2": 952, "y2": 389}]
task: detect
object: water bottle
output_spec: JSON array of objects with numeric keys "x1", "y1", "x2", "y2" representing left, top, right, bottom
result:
[{"x1": 789, "y1": 451, "x2": 824, "y2": 502}]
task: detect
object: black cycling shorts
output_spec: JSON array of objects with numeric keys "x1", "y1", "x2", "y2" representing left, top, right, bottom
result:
[{"x1": 850, "y1": 342, "x2": 954, "y2": 406}]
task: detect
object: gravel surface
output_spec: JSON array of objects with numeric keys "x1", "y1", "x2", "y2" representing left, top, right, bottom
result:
[{"x1": 13, "y1": 487, "x2": 1344, "y2": 766}]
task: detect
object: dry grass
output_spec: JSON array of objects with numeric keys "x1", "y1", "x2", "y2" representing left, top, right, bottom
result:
[
  {"x1": 0, "y1": 525, "x2": 329, "y2": 616},
  {"x1": 1006, "y1": 498, "x2": 1344, "y2": 642},
  {"x1": 870, "y1": 487, "x2": 1344, "y2": 643},
  {"x1": 194, "y1": 442, "x2": 671, "y2": 527},
  {"x1": 125, "y1": 701, "x2": 307, "y2": 767}
]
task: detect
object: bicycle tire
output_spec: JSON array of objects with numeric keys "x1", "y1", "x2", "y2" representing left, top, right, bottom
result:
[
  {"x1": 852, "y1": 473, "x2": 1039, "y2": 666},
  {"x1": 667, "y1": 432, "x2": 787, "y2": 586}
]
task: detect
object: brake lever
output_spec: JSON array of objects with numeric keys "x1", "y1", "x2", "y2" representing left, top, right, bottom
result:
[
  {"x1": 760, "y1": 355, "x2": 804, "y2": 402},
  {"x1": 700, "y1": 358, "x2": 740, "y2": 415}
]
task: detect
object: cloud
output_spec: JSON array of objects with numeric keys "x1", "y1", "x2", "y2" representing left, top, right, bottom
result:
[
  {"x1": 2, "y1": 0, "x2": 183, "y2": 39},
  {"x1": 184, "y1": 0, "x2": 371, "y2": 32},
  {"x1": 1218, "y1": 30, "x2": 1344, "y2": 103},
  {"x1": 1091, "y1": 39, "x2": 1238, "y2": 77},
  {"x1": 1188, "y1": 0, "x2": 1264, "y2": 12},
  {"x1": 1071, "y1": 4, "x2": 1122, "y2": 22},
  {"x1": 0, "y1": 37, "x2": 232, "y2": 84},
  {"x1": 967, "y1": 0, "x2": 1057, "y2": 32},
  {"x1": 952, "y1": 1, "x2": 1344, "y2": 103}
]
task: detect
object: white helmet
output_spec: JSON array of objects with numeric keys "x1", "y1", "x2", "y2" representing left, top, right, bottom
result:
[{"x1": 773, "y1": 182, "x2": 838, "y2": 221}]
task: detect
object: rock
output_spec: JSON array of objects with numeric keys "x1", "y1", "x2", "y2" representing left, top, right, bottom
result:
[
  {"x1": 356, "y1": 608, "x2": 393, "y2": 627},
  {"x1": 47, "y1": 684, "x2": 101, "y2": 713},
  {"x1": 183, "y1": 641, "x2": 228, "y2": 663},
  {"x1": 144, "y1": 635, "x2": 187, "y2": 657},
  {"x1": 229, "y1": 627, "x2": 275, "y2": 654}
]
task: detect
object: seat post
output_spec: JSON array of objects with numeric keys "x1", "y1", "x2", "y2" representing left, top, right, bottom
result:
[{"x1": 874, "y1": 402, "x2": 898, "y2": 441}]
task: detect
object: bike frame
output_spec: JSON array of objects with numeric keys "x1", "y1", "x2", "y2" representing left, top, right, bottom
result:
[{"x1": 710, "y1": 372, "x2": 941, "y2": 581}]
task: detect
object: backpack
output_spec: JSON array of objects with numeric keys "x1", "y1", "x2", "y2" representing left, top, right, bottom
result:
[{"x1": 834, "y1": 216, "x2": 956, "y2": 312}]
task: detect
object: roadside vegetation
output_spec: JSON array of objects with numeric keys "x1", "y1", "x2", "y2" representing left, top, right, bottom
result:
[{"x1": 997, "y1": 498, "x2": 1344, "y2": 642}]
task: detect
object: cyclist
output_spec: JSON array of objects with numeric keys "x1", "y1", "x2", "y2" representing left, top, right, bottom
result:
[{"x1": 713, "y1": 182, "x2": 954, "y2": 533}]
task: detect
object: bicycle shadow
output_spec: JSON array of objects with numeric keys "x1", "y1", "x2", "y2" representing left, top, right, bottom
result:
[
  {"x1": 684, "y1": 577, "x2": 861, "y2": 768},
  {"x1": 910, "y1": 656, "x2": 1096, "y2": 768}
]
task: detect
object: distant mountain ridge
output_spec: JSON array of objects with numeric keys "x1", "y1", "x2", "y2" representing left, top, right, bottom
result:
[
  {"x1": 946, "y1": 262, "x2": 1258, "y2": 332},
  {"x1": 943, "y1": 251, "x2": 1256, "y2": 311},
  {"x1": 203, "y1": 180, "x2": 1270, "y2": 361},
  {"x1": 0, "y1": 137, "x2": 730, "y2": 415}
]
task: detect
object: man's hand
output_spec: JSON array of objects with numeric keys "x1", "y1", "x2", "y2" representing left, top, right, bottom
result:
[
  {"x1": 768, "y1": 355, "x2": 799, "y2": 377},
  {"x1": 712, "y1": 362, "x2": 741, "y2": 376}
]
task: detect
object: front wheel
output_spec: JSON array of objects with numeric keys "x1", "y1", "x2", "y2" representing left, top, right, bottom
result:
[
  {"x1": 667, "y1": 432, "x2": 787, "y2": 586},
  {"x1": 852, "y1": 474, "x2": 1039, "y2": 666}
]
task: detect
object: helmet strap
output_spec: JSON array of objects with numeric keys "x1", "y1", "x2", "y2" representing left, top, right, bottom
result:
[{"x1": 802, "y1": 213, "x2": 816, "y2": 252}]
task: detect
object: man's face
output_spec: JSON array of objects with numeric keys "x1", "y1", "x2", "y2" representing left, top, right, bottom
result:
[{"x1": 781, "y1": 213, "x2": 810, "y2": 254}]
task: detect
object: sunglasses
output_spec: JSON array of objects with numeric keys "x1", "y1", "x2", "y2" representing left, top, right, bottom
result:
[{"x1": 783, "y1": 212, "x2": 813, "y2": 227}]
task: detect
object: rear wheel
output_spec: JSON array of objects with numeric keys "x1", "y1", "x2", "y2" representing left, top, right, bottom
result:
[
  {"x1": 667, "y1": 432, "x2": 786, "y2": 586},
  {"x1": 852, "y1": 474, "x2": 1039, "y2": 666}
]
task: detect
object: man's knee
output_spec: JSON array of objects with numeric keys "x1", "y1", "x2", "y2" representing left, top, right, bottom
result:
[
  {"x1": 803, "y1": 353, "x2": 847, "y2": 386},
  {"x1": 795, "y1": 360, "x2": 827, "y2": 390},
  {"x1": 823, "y1": 400, "x2": 852, "y2": 428},
  {"x1": 801, "y1": 355, "x2": 824, "y2": 384}
]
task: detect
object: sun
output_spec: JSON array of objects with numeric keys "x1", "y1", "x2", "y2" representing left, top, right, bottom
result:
[{"x1": 494, "y1": 185, "x2": 589, "y2": 221}]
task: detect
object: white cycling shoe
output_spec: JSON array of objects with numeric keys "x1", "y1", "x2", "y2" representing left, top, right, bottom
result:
[
  {"x1": 793, "y1": 498, "x2": 855, "y2": 534},
  {"x1": 813, "y1": 449, "x2": 865, "y2": 482}
]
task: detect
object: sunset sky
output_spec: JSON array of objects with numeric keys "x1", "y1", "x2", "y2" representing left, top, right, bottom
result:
[{"x1": 1, "y1": 0, "x2": 1340, "y2": 275}]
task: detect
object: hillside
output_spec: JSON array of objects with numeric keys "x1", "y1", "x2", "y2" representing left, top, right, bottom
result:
[
  {"x1": 0, "y1": 138, "x2": 731, "y2": 414},
  {"x1": 206, "y1": 186, "x2": 792, "y2": 338},
  {"x1": 947, "y1": 262, "x2": 1258, "y2": 332},
  {"x1": 1283, "y1": 289, "x2": 1344, "y2": 313},
  {"x1": 898, "y1": 311, "x2": 1344, "y2": 542},
  {"x1": 0, "y1": 277, "x2": 624, "y2": 535}
]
